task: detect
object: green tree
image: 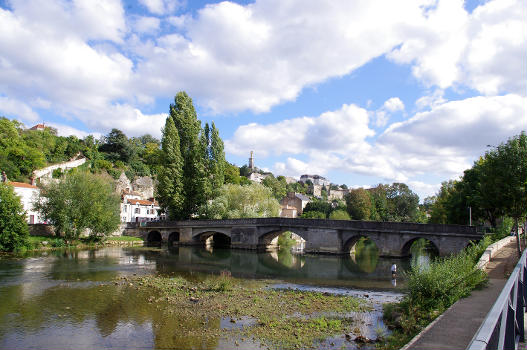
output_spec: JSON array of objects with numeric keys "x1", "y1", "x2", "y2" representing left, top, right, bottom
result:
[
  {"x1": 99, "y1": 128, "x2": 135, "y2": 163},
  {"x1": 303, "y1": 199, "x2": 332, "y2": 218},
  {"x1": 199, "y1": 183, "x2": 280, "y2": 219},
  {"x1": 201, "y1": 122, "x2": 226, "y2": 199},
  {"x1": 0, "y1": 183, "x2": 29, "y2": 251},
  {"x1": 368, "y1": 184, "x2": 389, "y2": 221},
  {"x1": 329, "y1": 209, "x2": 351, "y2": 220},
  {"x1": 170, "y1": 92, "x2": 208, "y2": 217},
  {"x1": 301, "y1": 211, "x2": 326, "y2": 219},
  {"x1": 157, "y1": 117, "x2": 184, "y2": 220},
  {"x1": 224, "y1": 162, "x2": 242, "y2": 184},
  {"x1": 262, "y1": 174, "x2": 287, "y2": 200},
  {"x1": 34, "y1": 171, "x2": 120, "y2": 240},
  {"x1": 386, "y1": 183, "x2": 419, "y2": 222},
  {"x1": 346, "y1": 188, "x2": 372, "y2": 220}
]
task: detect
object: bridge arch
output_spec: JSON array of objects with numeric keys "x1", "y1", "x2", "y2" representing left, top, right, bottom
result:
[
  {"x1": 343, "y1": 234, "x2": 380, "y2": 254},
  {"x1": 194, "y1": 231, "x2": 231, "y2": 248},
  {"x1": 147, "y1": 230, "x2": 162, "y2": 244},
  {"x1": 401, "y1": 237, "x2": 439, "y2": 257},
  {"x1": 168, "y1": 231, "x2": 180, "y2": 246},
  {"x1": 257, "y1": 228, "x2": 308, "y2": 250}
]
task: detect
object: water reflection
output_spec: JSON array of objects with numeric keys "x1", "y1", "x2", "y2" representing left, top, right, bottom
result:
[{"x1": 0, "y1": 246, "x2": 412, "y2": 350}]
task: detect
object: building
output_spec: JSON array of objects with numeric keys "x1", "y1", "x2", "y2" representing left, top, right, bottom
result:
[
  {"x1": 248, "y1": 172, "x2": 269, "y2": 183},
  {"x1": 121, "y1": 196, "x2": 161, "y2": 223},
  {"x1": 8, "y1": 181, "x2": 44, "y2": 224},
  {"x1": 328, "y1": 188, "x2": 350, "y2": 201},
  {"x1": 248, "y1": 151, "x2": 255, "y2": 171},
  {"x1": 299, "y1": 174, "x2": 330, "y2": 187},
  {"x1": 279, "y1": 192, "x2": 311, "y2": 218},
  {"x1": 29, "y1": 123, "x2": 46, "y2": 131}
]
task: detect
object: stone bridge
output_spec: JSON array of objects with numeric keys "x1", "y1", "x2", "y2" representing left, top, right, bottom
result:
[{"x1": 124, "y1": 218, "x2": 482, "y2": 257}]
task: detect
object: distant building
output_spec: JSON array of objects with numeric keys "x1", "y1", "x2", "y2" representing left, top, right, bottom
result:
[
  {"x1": 279, "y1": 192, "x2": 311, "y2": 218},
  {"x1": 29, "y1": 123, "x2": 46, "y2": 131},
  {"x1": 248, "y1": 172, "x2": 269, "y2": 183},
  {"x1": 299, "y1": 174, "x2": 330, "y2": 187},
  {"x1": 8, "y1": 181, "x2": 44, "y2": 224},
  {"x1": 284, "y1": 176, "x2": 297, "y2": 184},
  {"x1": 328, "y1": 188, "x2": 350, "y2": 201},
  {"x1": 248, "y1": 151, "x2": 255, "y2": 171},
  {"x1": 120, "y1": 189, "x2": 160, "y2": 223}
]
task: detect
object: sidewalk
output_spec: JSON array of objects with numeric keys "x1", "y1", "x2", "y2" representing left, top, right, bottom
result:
[{"x1": 404, "y1": 240, "x2": 520, "y2": 350}]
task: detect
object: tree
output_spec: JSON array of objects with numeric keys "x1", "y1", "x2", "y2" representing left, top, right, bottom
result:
[
  {"x1": 386, "y1": 183, "x2": 419, "y2": 222},
  {"x1": 198, "y1": 183, "x2": 280, "y2": 219},
  {"x1": 303, "y1": 199, "x2": 332, "y2": 218},
  {"x1": 170, "y1": 92, "x2": 208, "y2": 217},
  {"x1": 301, "y1": 211, "x2": 326, "y2": 219},
  {"x1": 201, "y1": 122, "x2": 226, "y2": 199},
  {"x1": 346, "y1": 188, "x2": 372, "y2": 220},
  {"x1": 157, "y1": 117, "x2": 184, "y2": 219},
  {"x1": 34, "y1": 171, "x2": 120, "y2": 240},
  {"x1": 262, "y1": 174, "x2": 287, "y2": 200},
  {"x1": 0, "y1": 183, "x2": 29, "y2": 251},
  {"x1": 99, "y1": 128, "x2": 134, "y2": 163},
  {"x1": 329, "y1": 209, "x2": 351, "y2": 220}
]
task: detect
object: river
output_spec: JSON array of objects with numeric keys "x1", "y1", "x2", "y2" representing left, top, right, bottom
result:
[{"x1": 0, "y1": 242, "x2": 433, "y2": 349}]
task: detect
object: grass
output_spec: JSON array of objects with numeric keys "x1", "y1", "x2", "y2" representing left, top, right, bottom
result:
[
  {"x1": 379, "y1": 235, "x2": 496, "y2": 349},
  {"x1": 129, "y1": 274, "x2": 371, "y2": 349},
  {"x1": 105, "y1": 236, "x2": 143, "y2": 242}
]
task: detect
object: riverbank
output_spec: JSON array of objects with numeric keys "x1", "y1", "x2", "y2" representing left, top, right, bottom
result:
[
  {"x1": 127, "y1": 273, "x2": 376, "y2": 349},
  {"x1": 26, "y1": 235, "x2": 143, "y2": 251}
]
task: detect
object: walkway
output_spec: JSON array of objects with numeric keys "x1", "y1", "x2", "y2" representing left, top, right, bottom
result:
[{"x1": 404, "y1": 240, "x2": 520, "y2": 350}]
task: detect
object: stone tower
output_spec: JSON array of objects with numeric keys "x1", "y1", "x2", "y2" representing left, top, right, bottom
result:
[{"x1": 248, "y1": 151, "x2": 255, "y2": 170}]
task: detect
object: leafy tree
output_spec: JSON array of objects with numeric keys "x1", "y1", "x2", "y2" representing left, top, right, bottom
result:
[
  {"x1": 368, "y1": 184, "x2": 389, "y2": 221},
  {"x1": 99, "y1": 128, "x2": 135, "y2": 163},
  {"x1": 198, "y1": 183, "x2": 280, "y2": 219},
  {"x1": 329, "y1": 209, "x2": 351, "y2": 220},
  {"x1": 0, "y1": 183, "x2": 29, "y2": 251},
  {"x1": 34, "y1": 171, "x2": 120, "y2": 240},
  {"x1": 386, "y1": 183, "x2": 419, "y2": 222},
  {"x1": 239, "y1": 165, "x2": 251, "y2": 177},
  {"x1": 346, "y1": 188, "x2": 372, "y2": 220},
  {"x1": 157, "y1": 117, "x2": 184, "y2": 220},
  {"x1": 301, "y1": 211, "x2": 326, "y2": 219},
  {"x1": 262, "y1": 174, "x2": 287, "y2": 200},
  {"x1": 224, "y1": 162, "x2": 242, "y2": 184},
  {"x1": 201, "y1": 122, "x2": 226, "y2": 198},
  {"x1": 303, "y1": 199, "x2": 332, "y2": 218},
  {"x1": 170, "y1": 92, "x2": 208, "y2": 217}
]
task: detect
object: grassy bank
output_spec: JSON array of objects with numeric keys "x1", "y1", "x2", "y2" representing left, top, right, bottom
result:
[
  {"x1": 127, "y1": 274, "x2": 372, "y2": 349},
  {"x1": 26, "y1": 235, "x2": 143, "y2": 250},
  {"x1": 380, "y1": 234, "x2": 498, "y2": 349}
]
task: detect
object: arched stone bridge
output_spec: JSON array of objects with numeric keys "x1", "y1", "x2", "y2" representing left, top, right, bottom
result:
[{"x1": 124, "y1": 218, "x2": 482, "y2": 257}]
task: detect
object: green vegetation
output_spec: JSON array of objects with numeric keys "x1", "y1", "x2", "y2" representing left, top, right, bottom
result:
[
  {"x1": 157, "y1": 92, "x2": 226, "y2": 219},
  {"x1": 105, "y1": 236, "x2": 143, "y2": 242},
  {"x1": 131, "y1": 274, "x2": 370, "y2": 349},
  {"x1": 381, "y1": 236, "x2": 494, "y2": 349},
  {"x1": 0, "y1": 182, "x2": 29, "y2": 251},
  {"x1": 34, "y1": 171, "x2": 121, "y2": 241},
  {"x1": 198, "y1": 183, "x2": 280, "y2": 219},
  {"x1": 277, "y1": 231, "x2": 297, "y2": 248},
  {"x1": 428, "y1": 132, "x2": 526, "y2": 229},
  {"x1": 329, "y1": 209, "x2": 351, "y2": 220}
]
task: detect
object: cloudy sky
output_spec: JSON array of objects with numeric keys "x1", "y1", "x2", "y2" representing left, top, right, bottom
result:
[{"x1": 0, "y1": 0, "x2": 525, "y2": 200}]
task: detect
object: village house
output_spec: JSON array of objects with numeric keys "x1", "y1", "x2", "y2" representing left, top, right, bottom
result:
[
  {"x1": 1, "y1": 172, "x2": 44, "y2": 224},
  {"x1": 279, "y1": 192, "x2": 311, "y2": 218},
  {"x1": 120, "y1": 188, "x2": 161, "y2": 223}
]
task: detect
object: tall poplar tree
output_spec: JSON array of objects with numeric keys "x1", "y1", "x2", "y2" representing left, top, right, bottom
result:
[
  {"x1": 210, "y1": 122, "x2": 225, "y2": 191},
  {"x1": 170, "y1": 92, "x2": 207, "y2": 218},
  {"x1": 157, "y1": 117, "x2": 184, "y2": 219}
]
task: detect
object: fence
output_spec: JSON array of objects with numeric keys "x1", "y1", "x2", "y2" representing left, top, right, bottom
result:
[{"x1": 467, "y1": 249, "x2": 527, "y2": 349}]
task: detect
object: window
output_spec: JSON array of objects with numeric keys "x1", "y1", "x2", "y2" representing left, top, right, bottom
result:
[
  {"x1": 123, "y1": 205, "x2": 127, "y2": 212},
  {"x1": 135, "y1": 208, "x2": 140, "y2": 214}
]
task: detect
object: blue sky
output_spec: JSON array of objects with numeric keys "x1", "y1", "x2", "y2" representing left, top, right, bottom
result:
[{"x1": 0, "y1": 0, "x2": 525, "y2": 200}]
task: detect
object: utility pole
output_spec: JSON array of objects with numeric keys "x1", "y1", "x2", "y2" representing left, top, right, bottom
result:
[{"x1": 468, "y1": 206, "x2": 472, "y2": 226}]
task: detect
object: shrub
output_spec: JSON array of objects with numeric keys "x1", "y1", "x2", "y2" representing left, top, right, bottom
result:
[
  {"x1": 0, "y1": 183, "x2": 29, "y2": 251},
  {"x1": 329, "y1": 209, "x2": 351, "y2": 220}
]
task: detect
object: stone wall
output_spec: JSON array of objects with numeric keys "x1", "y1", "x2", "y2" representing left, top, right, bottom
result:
[{"x1": 28, "y1": 224, "x2": 55, "y2": 237}]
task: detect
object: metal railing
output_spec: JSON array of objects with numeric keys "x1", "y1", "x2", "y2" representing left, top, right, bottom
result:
[{"x1": 467, "y1": 249, "x2": 527, "y2": 350}]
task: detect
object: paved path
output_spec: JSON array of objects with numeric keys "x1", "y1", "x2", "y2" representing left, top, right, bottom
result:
[{"x1": 404, "y1": 240, "x2": 520, "y2": 350}]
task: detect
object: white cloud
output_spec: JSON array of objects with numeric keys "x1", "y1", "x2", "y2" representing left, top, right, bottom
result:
[
  {"x1": 139, "y1": 0, "x2": 181, "y2": 15},
  {"x1": 229, "y1": 94, "x2": 527, "y2": 191},
  {"x1": 225, "y1": 103, "x2": 374, "y2": 157},
  {"x1": 0, "y1": 96, "x2": 39, "y2": 122},
  {"x1": 132, "y1": 16, "x2": 161, "y2": 35},
  {"x1": 389, "y1": 0, "x2": 526, "y2": 95},
  {"x1": 383, "y1": 97, "x2": 405, "y2": 112}
]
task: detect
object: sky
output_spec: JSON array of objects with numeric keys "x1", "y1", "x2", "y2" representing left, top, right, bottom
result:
[{"x1": 0, "y1": 0, "x2": 525, "y2": 201}]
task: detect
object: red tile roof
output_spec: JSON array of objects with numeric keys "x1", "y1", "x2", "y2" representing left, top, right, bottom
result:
[
  {"x1": 9, "y1": 181, "x2": 39, "y2": 189},
  {"x1": 128, "y1": 198, "x2": 157, "y2": 206}
]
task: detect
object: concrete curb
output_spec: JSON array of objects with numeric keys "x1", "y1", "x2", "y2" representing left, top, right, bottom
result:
[{"x1": 476, "y1": 236, "x2": 516, "y2": 270}]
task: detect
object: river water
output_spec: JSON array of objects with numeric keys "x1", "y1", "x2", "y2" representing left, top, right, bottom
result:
[{"x1": 0, "y1": 244, "x2": 431, "y2": 349}]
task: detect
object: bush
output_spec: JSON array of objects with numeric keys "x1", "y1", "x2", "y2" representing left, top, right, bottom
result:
[
  {"x1": 0, "y1": 183, "x2": 29, "y2": 251},
  {"x1": 329, "y1": 209, "x2": 351, "y2": 220},
  {"x1": 301, "y1": 211, "x2": 326, "y2": 219}
]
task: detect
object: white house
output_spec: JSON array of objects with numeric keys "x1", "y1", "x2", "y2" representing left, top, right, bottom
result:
[
  {"x1": 120, "y1": 189, "x2": 161, "y2": 223},
  {"x1": 9, "y1": 181, "x2": 44, "y2": 224}
]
